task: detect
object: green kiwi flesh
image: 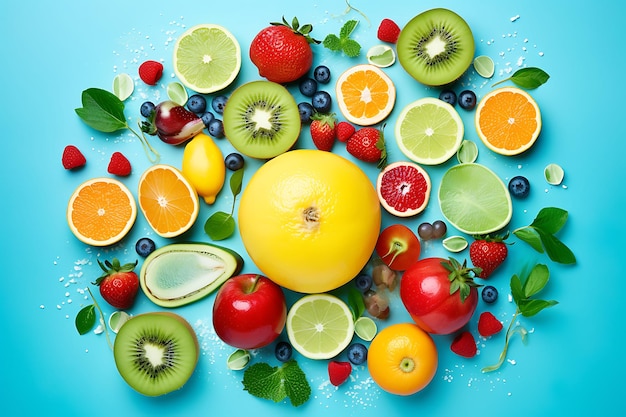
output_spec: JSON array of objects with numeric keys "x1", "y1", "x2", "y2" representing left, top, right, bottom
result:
[
  {"x1": 113, "y1": 312, "x2": 199, "y2": 397},
  {"x1": 223, "y1": 80, "x2": 301, "y2": 159},
  {"x1": 397, "y1": 8, "x2": 475, "y2": 86}
]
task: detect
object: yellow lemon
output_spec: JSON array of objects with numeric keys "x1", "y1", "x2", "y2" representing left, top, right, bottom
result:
[
  {"x1": 238, "y1": 149, "x2": 381, "y2": 293},
  {"x1": 182, "y1": 133, "x2": 225, "y2": 204}
]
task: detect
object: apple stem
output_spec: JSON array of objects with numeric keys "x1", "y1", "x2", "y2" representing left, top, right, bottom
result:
[{"x1": 247, "y1": 275, "x2": 262, "y2": 294}]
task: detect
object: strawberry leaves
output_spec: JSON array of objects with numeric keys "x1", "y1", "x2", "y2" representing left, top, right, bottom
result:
[{"x1": 514, "y1": 207, "x2": 576, "y2": 264}]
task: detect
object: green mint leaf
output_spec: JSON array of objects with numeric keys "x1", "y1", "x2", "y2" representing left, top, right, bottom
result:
[
  {"x1": 530, "y1": 207, "x2": 568, "y2": 234},
  {"x1": 204, "y1": 211, "x2": 235, "y2": 241},
  {"x1": 347, "y1": 288, "x2": 365, "y2": 321},
  {"x1": 518, "y1": 298, "x2": 558, "y2": 317},
  {"x1": 513, "y1": 227, "x2": 544, "y2": 253},
  {"x1": 242, "y1": 361, "x2": 310, "y2": 407},
  {"x1": 230, "y1": 168, "x2": 244, "y2": 197},
  {"x1": 342, "y1": 39, "x2": 361, "y2": 57},
  {"x1": 75, "y1": 304, "x2": 96, "y2": 335},
  {"x1": 522, "y1": 263, "x2": 549, "y2": 298},
  {"x1": 536, "y1": 229, "x2": 577, "y2": 264},
  {"x1": 323, "y1": 34, "x2": 342, "y2": 51},
  {"x1": 75, "y1": 88, "x2": 128, "y2": 133},
  {"x1": 492, "y1": 67, "x2": 550, "y2": 89},
  {"x1": 510, "y1": 274, "x2": 524, "y2": 305},
  {"x1": 339, "y1": 20, "x2": 358, "y2": 39}
]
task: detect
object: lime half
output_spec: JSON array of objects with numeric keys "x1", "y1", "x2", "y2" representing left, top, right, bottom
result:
[
  {"x1": 395, "y1": 97, "x2": 464, "y2": 165},
  {"x1": 438, "y1": 163, "x2": 512, "y2": 235},
  {"x1": 354, "y1": 316, "x2": 377, "y2": 341},
  {"x1": 473, "y1": 55, "x2": 495, "y2": 78},
  {"x1": 366, "y1": 45, "x2": 396, "y2": 68},
  {"x1": 173, "y1": 24, "x2": 241, "y2": 94},
  {"x1": 286, "y1": 294, "x2": 355, "y2": 360}
]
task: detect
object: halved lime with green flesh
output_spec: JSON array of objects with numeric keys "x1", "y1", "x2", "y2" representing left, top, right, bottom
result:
[
  {"x1": 286, "y1": 294, "x2": 354, "y2": 360},
  {"x1": 173, "y1": 24, "x2": 241, "y2": 94},
  {"x1": 395, "y1": 97, "x2": 464, "y2": 165},
  {"x1": 473, "y1": 55, "x2": 495, "y2": 78},
  {"x1": 438, "y1": 163, "x2": 512, "y2": 235},
  {"x1": 354, "y1": 316, "x2": 377, "y2": 341}
]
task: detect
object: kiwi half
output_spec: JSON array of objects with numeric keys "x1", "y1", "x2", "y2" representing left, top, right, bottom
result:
[
  {"x1": 397, "y1": 8, "x2": 475, "y2": 86},
  {"x1": 113, "y1": 312, "x2": 199, "y2": 397},
  {"x1": 223, "y1": 80, "x2": 301, "y2": 159}
]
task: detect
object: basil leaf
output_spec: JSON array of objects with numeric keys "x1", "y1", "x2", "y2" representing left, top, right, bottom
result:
[
  {"x1": 204, "y1": 212, "x2": 236, "y2": 241},
  {"x1": 530, "y1": 207, "x2": 568, "y2": 234},
  {"x1": 522, "y1": 264, "x2": 549, "y2": 298},
  {"x1": 509, "y1": 67, "x2": 550, "y2": 89},
  {"x1": 510, "y1": 274, "x2": 524, "y2": 305},
  {"x1": 347, "y1": 288, "x2": 365, "y2": 322},
  {"x1": 518, "y1": 299, "x2": 558, "y2": 317},
  {"x1": 230, "y1": 168, "x2": 244, "y2": 197},
  {"x1": 513, "y1": 227, "x2": 544, "y2": 253},
  {"x1": 536, "y1": 229, "x2": 577, "y2": 264},
  {"x1": 75, "y1": 304, "x2": 96, "y2": 335},
  {"x1": 75, "y1": 88, "x2": 128, "y2": 132}
]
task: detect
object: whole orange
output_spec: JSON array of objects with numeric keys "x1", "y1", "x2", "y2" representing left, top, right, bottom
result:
[
  {"x1": 367, "y1": 322, "x2": 438, "y2": 395},
  {"x1": 249, "y1": 24, "x2": 313, "y2": 84},
  {"x1": 238, "y1": 150, "x2": 381, "y2": 294}
]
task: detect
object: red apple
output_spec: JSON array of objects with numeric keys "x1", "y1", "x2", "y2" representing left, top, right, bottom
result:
[
  {"x1": 212, "y1": 273, "x2": 287, "y2": 350},
  {"x1": 375, "y1": 224, "x2": 421, "y2": 271}
]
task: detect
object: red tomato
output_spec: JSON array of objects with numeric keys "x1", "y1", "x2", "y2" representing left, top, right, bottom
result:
[
  {"x1": 399, "y1": 257, "x2": 480, "y2": 335},
  {"x1": 375, "y1": 224, "x2": 421, "y2": 271}
]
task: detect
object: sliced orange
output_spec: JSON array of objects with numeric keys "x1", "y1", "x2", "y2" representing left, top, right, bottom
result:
[
  {"x1": 335, "y1": 64, "x2": 396, "y2": 126},
  {"x1": 475, "y1": 86, "x2": 542, "y2": 155},
  {"x1": 67, "y1": 177, "x2": 137, "y2": 246},
  {"x1": 137, "y1": 164, "x2": 199, "y2": 238}
]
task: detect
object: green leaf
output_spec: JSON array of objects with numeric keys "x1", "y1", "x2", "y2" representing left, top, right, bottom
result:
[
  {"x1": 510, "y1": 274, "x2": 524, "y2": 305},
  {"x1": 492, "y1": 67, "x2": 550, "y2": 89},
  {"x1": 522, "y1": 263, "x2": 549, "y2": 298},
  {"x1": 339, "y1": 20, "x2": 358, "y2": 38},
  {"x1": 322, "y1": 34, "x2": 342, "y2": 51},
  {"x1": 75, "y1": 88, "x2": 128, "y2": 133},
  {"x1": 530, "y1": 207, "x2": 568, "y2": 234},
  {"x1": 536, "y1": 229, "x2": 577, "y2": 264},
  {"x1": 518, "y1": 299, "x2": 558, "y2": 317},
  {"x1": 347, "y1": 288, "x2": 365, "y2": 321},
  {"x1": 513, "y1": 227, "x2": 544, "y2": 253},
  {"x1": 204, "y1": 211, "x2": 235, "y2": 241},
  {"x1": 75, "y1": 304, "x2": 96, "y2": 335},
  {"x1": 230, "y1": 168, "x2": 244, "y2": 197},
  {"x1": 323, "y1": 20, "x2": 362, "y2": 57},
  {"x1": 342, "y1": 39, "x2": 361, "y2": 57},
  {"x1": 242, "y1": 361, "x2": 310, "y2": 407}
]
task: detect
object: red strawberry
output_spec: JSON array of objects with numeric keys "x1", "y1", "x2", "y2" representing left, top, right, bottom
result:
[
  {"x1": 328, "y1": 361, "x2": 352, "y2": 386},
  {"x1": 310, "y1": 113, "x2": 336, "y2": 151},
  {"x1": 107, "y1": 152, "x2": 132, "y2": 176},
  {"x1": 62, "y1": 145, "x2": 86, "y2": 170},
  {"x1": 469, "y1": 235, "x2": 509, "y2": 278},
  {"x1": 335, "y1": 121, "x2": 355, "y2": 143},
  {"x1": 249, "y1": 17, "x2": 320, "y2": 84},
  {"x1": 477, "y1": 312, "x2": 503, "y2": 337},
  {"x1": 346, "y1": 127, "x2": 387, "y2": 167},
  {"x1": 138, "y1": 60, "x2": 163, "y2": 85},
  {"x1": 450, "y1": 331, "x2": 477, "y2": 358},
  {"x1": 377, "y1": 18, "x2": 401, "y2": 44},
  {"x1": 93, "y1": 259, "x2": 139, "y2": 309}
]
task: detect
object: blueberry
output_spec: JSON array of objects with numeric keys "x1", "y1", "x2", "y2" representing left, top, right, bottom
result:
[
  {"x1": 347, "y1": 343, "x2": 368, "y2": 365},
  {"x1": 212, "y1": 95, "x2": 228, "y2": 114},
  {"x1": 482, "y1": 285, "x2": 498, "y2": 304},
  {"x1": 299, "y1": 77, "x2": 318, "y2": 97},
  {"x1": 298, "y1": 102, "x2": 314, "y2": 124},
  {"x1": 313, "y1": 65, "x2": 331, "y2": 84},
  {"x1": 439, "y1": 90, "x2": 457, "y2": 106},
  {"x1": 135, "y1": 237, "x2": 156, "y2": 257},
  {"x1": 140, "y1": 101, "x2": 156, "y2": 118},
  {"x1": 187, "y1": 94, "x2": 207, "y2": 114},
  {"x1": 275, "y1": 341, "x2": 293, "y2": 362},
  {"x1": 201, "y1": 111, "x2": 216, "y2": 128},
  {"x1": 354, "y1": 274, "x2": 373, "y2": 292},
  {"x1": 208, "y1": 119, "x2": 224, "y2": 138},
  {"x1": 225, "y1": 153, "x2": 244, "y2": 171},
  {"x1": 312, "y1": 91, "x2": 332, "y2": 113},
  {"x1": 458, "y1": 90, "x2": 477, "y2": 110},
  {"x1": 508, "y1": 175, "x2": 530, "y2": 198}
]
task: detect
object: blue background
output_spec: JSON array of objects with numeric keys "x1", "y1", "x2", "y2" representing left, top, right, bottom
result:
[{"x1": 2, "y1": 1, "x2": 622, "y2": 416}]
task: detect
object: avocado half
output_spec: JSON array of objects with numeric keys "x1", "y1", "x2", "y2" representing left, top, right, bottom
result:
[{"x1": 140, "y1": 242, "x2": 244, "y2": 307}]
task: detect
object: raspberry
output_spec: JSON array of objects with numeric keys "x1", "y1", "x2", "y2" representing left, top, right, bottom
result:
[
  {"x1": 107, "y1": 152, "x2": 132, "y2": 176},
  {"x1": 336, "y1": 121, "x2": 355, "y2": 143},
  {"x1": 450, "y1": 331, "x2": 477, "y2": 358},
  {"x1": 377, "y1": 18, "x2": 401, "y2": 44},
  {"x1": 477, "y1": 312, "x2": 503, "y2": 337},
  {"x1": 62, "y1": 145, "x2": 86, "y2": 170},
  {"x1": 138, "y1": 60, "x2": 163, "y2": 85}
]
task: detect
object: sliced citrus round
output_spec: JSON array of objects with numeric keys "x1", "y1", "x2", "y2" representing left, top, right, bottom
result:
[
  {"x1": 67, "y1": 177, "x2": 137, "y2": 247},
  {"x1": 286, "y1": 294, "x2": 355, "y2": 360},
  {"x1": 335, "y1": 64, "x2": 396, "y2": 126},
  {"x1": 137, "y1": 164, "x2": 199, "y2": 238},
  {"x1": 475, "y1": 86, "x2": 542, "y2": 156},
  {"x1": 438, "y1": 163, "x2": 512, "y2": 235},
  {"x1": 395, "y1": 97, "x2": 464, "y2": 165},
  {"x1": 173, "y1": 24, "x2": 241, "y2": 94},
  {"x1": 377, "y1": 161, "x2": 431, "y2": 217}
]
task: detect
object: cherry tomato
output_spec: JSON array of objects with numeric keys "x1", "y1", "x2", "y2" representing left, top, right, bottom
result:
[
  {"x1": 375, "y1": 224, "x2": 421, "y2": 271},
  {"x1": 399, "y1": 257, "x2": 480, "y2": 335}
]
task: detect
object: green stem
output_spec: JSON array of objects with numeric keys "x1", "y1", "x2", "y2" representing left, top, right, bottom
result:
[
  {"x1": 482, "y1": 309, "x2": 520, "y2": 373},
  {"x1": 86, "y1": 287, "x2": 113, "y2": 351},
  {"x1": 130, "y1": 122, "x2": 161, "y2": 164},
  {"x1": 337, "y1": 0, "x2": 371, "y2": 25},
  {"x1": 491, "y1": 77, "x2": 510, "y2": 88}
]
